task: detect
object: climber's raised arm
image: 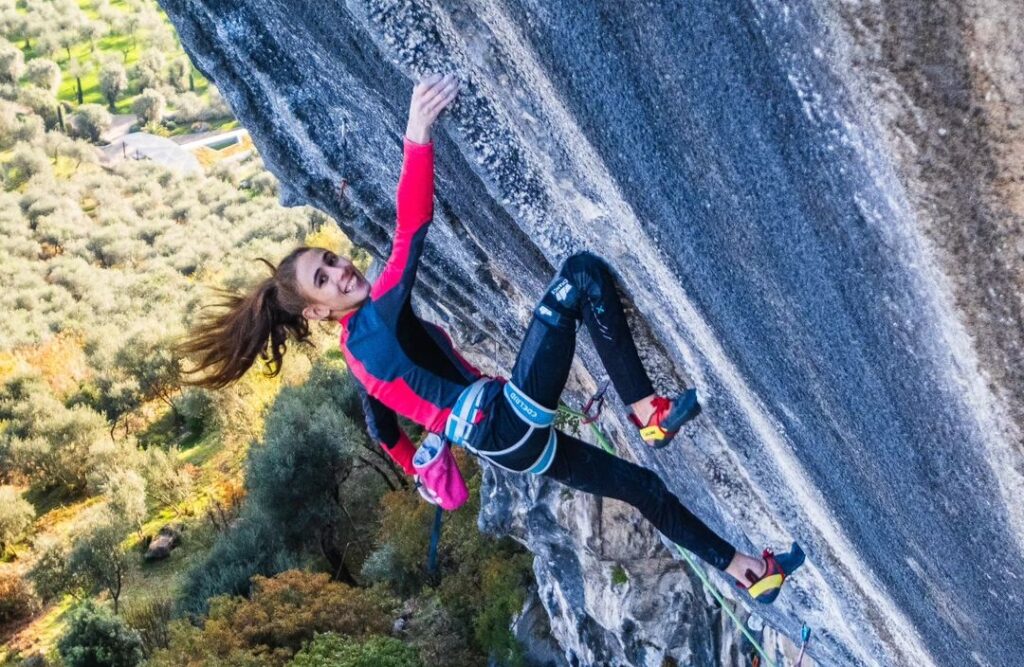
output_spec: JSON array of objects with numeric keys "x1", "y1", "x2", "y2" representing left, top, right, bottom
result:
[{"x1": 371, "y1": 73, "x2": 459, "y2": 320}]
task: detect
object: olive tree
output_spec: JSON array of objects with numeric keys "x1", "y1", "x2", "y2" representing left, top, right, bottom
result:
[
  {"x1": 245, "y1": 363, "x2": 395, "y2": 584},
  {"x1": 57, "y1": 28, "x2": 78, "y2": 61},
  {"x1": 68, "y1": 519, "x2": 133, "y2": 614},
  {"x1": 17, "y1": 85, "x2": 58, "y2": 129},
  {"x1": 131, "y1": 88, "x2": 164, "y2": 124},
  {"x1": 1, "y1": 372, "x2": 114, "y2": 493},
  {"x1": 99, "y1": 59, "x2": 127, "y2": 110},
  {"x1": 13, "y1": 113, "x2": 43, "y2": 144},
  {"x1": 167, "y1": 57, "x2": 189, "y2": 92},
  {"x1": 134, "y1": 48, "x2": 165, "y2": 91},
  {"x1": 68, "y1": 57, "x2": 87, "y2": 104},
  {"x1": 142, "y1": 448, "x2": 193, "y2": 516},
  {"x1": 169, "y1": 91, "x2": 202, "y2": 124},
  {"x1": 68, "y1": 103, "x2": 111, "y2": 143},
  {"x1": 4, "y1": 142, "x2": 50, "y2": 186},
  {"x1": 0, "y1": 486, "x2": 35, "y2": 555},
  {"x1": 101, "y1": 468, "x2": 148, "y2": 531},
  {"x1": 28, "y1": 538, "x2": 88, "y2": 602},
  {"x1": 24, "y1": 58, "x2": 61, "y2": 96},
  {"x1": 0, "y1": 41, "x2": 24, "y2": 84},
  {"x1": 78, "y1": 20, "x2": 102, "y2": 53}
]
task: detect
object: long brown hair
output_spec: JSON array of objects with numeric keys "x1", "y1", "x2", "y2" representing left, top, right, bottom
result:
[{"x1": 176, "y1": 246, "x2": 315, "y2": 389}]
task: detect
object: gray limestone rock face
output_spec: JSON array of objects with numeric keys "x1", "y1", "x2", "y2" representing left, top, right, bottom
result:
[{"x1": 159, "y1": 1, "x2": 1024, "y2": 665}]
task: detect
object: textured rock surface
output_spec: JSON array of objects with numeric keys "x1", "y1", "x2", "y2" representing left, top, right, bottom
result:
[{"x1": 159, "y1": 1, "x2": 1024, "y2": 665}]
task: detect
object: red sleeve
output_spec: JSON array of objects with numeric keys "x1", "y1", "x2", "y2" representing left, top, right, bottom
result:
[
  {"x1": 357, "y1": 380, "x2": 417, "y2": 476},
  {"x1": 371, "y1": 138, "x2": 434, "y2": 301},
  {"x1": 383, "y1": 431, "x2": 417, "y2": 476}
]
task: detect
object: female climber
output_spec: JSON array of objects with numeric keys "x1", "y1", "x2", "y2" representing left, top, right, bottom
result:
[{"x1": 178, "y1": 73, "x2": 803, "y2": 604}]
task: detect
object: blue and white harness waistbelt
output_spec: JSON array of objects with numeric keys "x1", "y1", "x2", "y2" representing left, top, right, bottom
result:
[{"x1": 444, "y1": 379, "x2": 558, "y2": 475}]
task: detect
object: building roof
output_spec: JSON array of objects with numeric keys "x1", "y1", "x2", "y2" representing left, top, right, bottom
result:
[{"x1": 100, "y1": 132, "x2": 203, "y2": 175}]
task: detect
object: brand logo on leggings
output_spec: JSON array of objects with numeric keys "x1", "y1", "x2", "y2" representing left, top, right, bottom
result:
[
  {"x1": 551, "y1": 279, "x2": 573, "y2": 303},
  {"x1": 507, "y1": 388, "x2": 539, "y2": 419}
]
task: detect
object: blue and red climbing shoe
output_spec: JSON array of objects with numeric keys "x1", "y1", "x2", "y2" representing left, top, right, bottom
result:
[
  {"x1": 737, "y1": 542, "x2": 805, "y2": 604},
  {"x1": 628, "y1": 388, "x2": 702, "y2": 449}
]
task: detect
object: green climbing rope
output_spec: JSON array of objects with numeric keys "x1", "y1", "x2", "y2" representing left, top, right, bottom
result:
[
  {"x1": 556, "y1": 403, "x2": 616, "y2": 454},
  {"x1": 671, "y1": 544, "x2": 777, "y2": 667}
]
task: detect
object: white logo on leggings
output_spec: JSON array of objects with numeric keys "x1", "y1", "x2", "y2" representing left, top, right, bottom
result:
[{"x1": 552, "y1": 279, "x2": 573, "y2": 302}]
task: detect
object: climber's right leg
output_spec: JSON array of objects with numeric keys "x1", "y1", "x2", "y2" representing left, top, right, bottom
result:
[
  {"x1": 542, "y1": 427, "x2": 737, "y2": 570},
  {"x1": 541, "y1": 431, "x2": 804, "y2": 602}
]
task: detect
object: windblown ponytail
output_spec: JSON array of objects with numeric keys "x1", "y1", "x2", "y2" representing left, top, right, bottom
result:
[{"x1": 177, "y1": 247, "x2": 314, "y2": 389}]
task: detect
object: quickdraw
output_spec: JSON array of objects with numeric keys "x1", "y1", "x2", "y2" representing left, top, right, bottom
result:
[{"x1": 580, "y1": 379, "x2": 610, "y2": 425}]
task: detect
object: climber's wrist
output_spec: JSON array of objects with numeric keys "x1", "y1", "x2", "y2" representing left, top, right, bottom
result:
[{"x1": 405, "y1": 121, "x2": 431, "y2": 145}]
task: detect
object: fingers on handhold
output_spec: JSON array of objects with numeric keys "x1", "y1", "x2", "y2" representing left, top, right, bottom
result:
[
  {"x1": 427, "y1": 79, "x2": 460, "y2": 112},
  {"x1": 422, "y1": 75, "x2": 459, "y2": 106}
]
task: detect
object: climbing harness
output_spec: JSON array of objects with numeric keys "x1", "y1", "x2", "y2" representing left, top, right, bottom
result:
[{"x1": 445, "y1": 378, "x2": 558, "y2": 475}]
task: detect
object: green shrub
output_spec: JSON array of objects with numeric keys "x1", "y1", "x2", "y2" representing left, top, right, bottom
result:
[
  {"x1": 57, "y1": 601, "x2": 144, "y2": 667},
  {"x1": 177, "y1": 509, "x2": 298, "y2": 616},
  {"x1": 289, "y1": 634, "x2": 421, "y2": 667},
  {"x1": 405, "y1": 595, "x2": 482, "y2": 667},
  {"x1": 122, "y1": 594, "x2": 175, "y2": 658},
  {"x1": 156, "y1": 571, "x2": 399, "y2": 666},
  {"x1": 0, "y1": 572, "x2": 39, "y2": 623},
  {"x1": 471, "y1": 554, "x2": 530, "y2": 666},
  {"x1": 0, "y1": 486, "x2": 35, "y2": 555},
  {"x1": 27, "y1": 539, "x2": 84, "y2": 603}
]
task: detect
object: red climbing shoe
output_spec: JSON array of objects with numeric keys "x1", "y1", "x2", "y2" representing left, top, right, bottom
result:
[
  {"x1": 628, "y1": 388, "x2": 701, "y2": 449},
  {"x1": 737, "y1": 543, "x2": 805, "y2": 604}
]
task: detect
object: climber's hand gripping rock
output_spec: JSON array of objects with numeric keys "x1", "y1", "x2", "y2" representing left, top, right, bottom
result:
[{"x1": 406, "y1": 72, "x2": 460, "y2": 144}]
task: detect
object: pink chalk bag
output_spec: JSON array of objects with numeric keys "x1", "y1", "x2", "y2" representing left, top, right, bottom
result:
[{"x1": 412, "y1": 432, "x2": 469, "y2": 510}]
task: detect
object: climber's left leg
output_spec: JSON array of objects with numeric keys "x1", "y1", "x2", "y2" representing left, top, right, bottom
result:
[
  {"x1": 521, "y1": 251, "x2": 700, "y2": 447},
  {"x1": 517, "y1": 251, "x2": 653, "y2": 408}
]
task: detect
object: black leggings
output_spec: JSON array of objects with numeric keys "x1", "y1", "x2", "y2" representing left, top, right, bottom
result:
[{"x1": 474, "y1": 252, "x2": 736, "y2": 571}]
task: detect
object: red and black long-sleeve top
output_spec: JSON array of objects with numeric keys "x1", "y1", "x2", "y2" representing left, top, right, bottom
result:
[{"x1": 339, "y1": 138, "x2": 485, "y2": 475}]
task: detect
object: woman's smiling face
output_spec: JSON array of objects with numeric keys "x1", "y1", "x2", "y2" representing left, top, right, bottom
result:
[{"x1": 295, "y1": 248, "x2": 370, "y2": 320}]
